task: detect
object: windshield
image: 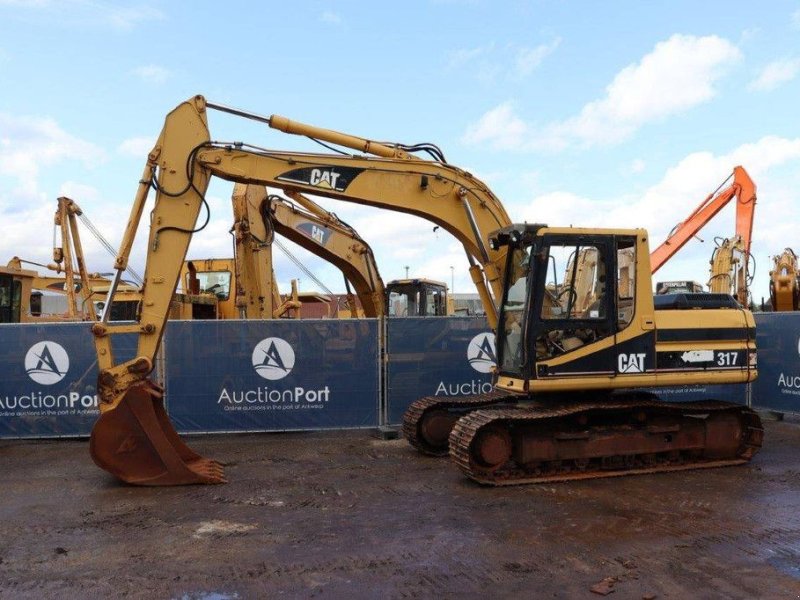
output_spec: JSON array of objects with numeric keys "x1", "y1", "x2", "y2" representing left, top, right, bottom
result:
[
  {"x1": 499, "y1": 246, "x2": 531, "y2": 373},
  {"x1": 387, "y1": 285, "x2": 418, "y2": 316},
  {"x1": 196, "y1": 270, "x2": 232, "y2": 300}
]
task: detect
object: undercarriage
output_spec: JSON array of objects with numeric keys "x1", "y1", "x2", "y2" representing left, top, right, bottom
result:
[{"x1": 405, "y1": 392, "x2": 763, "y2": 485}]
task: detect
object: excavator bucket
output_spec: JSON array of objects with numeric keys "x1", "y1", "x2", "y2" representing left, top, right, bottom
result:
[{"x1": 89, "y1": 380, "x2": 226, "y2": 486}]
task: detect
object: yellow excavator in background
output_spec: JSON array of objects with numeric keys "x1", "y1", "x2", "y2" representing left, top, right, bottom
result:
[
  {"x1": 181, "y1": 185, "x2": 451, "y2": 320},
  {"x1": 88, "y1": 95, "x2": 761, "y2": 487},
  {"x1": 1, "y1": 196, "x2": 111, "y2": 323},
  {"x1": 769, "y1": 248, "x2": 800, "y2": 311},
  {"x1": 181, "y1": 184, "x2": 453, "y2": 319},
  {"x1": 707, "y1": 236, "x2": 752, "y2": 306}
]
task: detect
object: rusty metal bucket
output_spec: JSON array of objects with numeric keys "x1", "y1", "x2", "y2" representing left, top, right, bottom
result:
[{"x1": 89, "y1": 379, "x2": 226, "y2": 486}]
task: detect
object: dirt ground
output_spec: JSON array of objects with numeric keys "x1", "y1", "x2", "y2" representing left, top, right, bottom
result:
[{"x1": 1, "y1": 418, "x2": 800, "y2": 599}]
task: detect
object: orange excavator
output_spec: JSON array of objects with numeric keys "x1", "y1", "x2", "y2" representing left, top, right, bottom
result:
[{"x1": 650, "y1": 166, "x2": 757, "y2": 303}]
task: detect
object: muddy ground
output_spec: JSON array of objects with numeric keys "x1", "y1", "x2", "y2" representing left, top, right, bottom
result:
[{"x1": 1, "y1": 418, "x2": 799, "y2": 599}]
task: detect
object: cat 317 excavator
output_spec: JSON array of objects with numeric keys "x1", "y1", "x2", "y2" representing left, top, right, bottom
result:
[{"x1": 90, "y1": 95, "x2": 761, "y2": 486}]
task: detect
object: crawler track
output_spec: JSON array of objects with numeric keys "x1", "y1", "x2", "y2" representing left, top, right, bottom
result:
[
  {"x1": 402, "y1": 390, "x2": 517, "y2": 455},
  {"x1": 449, "y1": 397, "x2": 763, "y2": 485}
]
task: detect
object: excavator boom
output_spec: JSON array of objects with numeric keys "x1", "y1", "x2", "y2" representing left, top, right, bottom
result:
[
  {"x1": 90, "y1": 95, "x2": 512, "y2": 485},
  {"x1": 650, "y1": 166, "x2": 756, "y2": 273}
]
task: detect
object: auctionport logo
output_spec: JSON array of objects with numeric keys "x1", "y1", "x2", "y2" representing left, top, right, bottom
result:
[
  {"x1": 25, "y1": 341, "x2": 69, "y2": 385},
  {"x1": 467, "y1": 332, "x2": 496, "y2": 373},
  {"x1": 251, "y1": 337, "x2": 295, "y2": 381}
]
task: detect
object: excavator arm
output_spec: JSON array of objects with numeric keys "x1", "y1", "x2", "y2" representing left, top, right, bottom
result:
[
  {"x1": 708, "y1": 236, "x2": 750, "y2": 304},
  {"x1": 650, "y1": 166, "x2": 756, "y2": 273},
  {"x1": 6, "y1": 196, "x2": 102, "y2": 321},
  {"x1": 264, "y1": 188, "x2": 386, "y2": 317},
  {"x1": 90, "y1": 95, "x2": 511, "y2": 485}
]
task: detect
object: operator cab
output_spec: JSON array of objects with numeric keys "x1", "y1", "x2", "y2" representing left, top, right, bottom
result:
[
  {"x1": 386, "y1": 279, "x2": 449, "y2": 317},
  {"x1": 0, "y1": 271, "x2": 23, "y2": 323},
  {"x1": 492, "y1": 224, "x2": 642, "y2": 381}
]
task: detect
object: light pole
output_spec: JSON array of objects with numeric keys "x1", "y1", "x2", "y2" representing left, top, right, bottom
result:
[
  {"x1": 404, "y1": 265, "x2": 409, "y2": 278},
  {"x1": 450, "y1": 266, "x2": 454, "y2": 293}
]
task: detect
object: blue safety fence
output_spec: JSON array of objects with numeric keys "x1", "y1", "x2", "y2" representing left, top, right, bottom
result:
[
  {"x1": 752, "y1": 313, "x2": 800, "y2": 414},
  {"x1": 384, "y1": 316, "x2": 494, "y2": 425},
  {"x1": 5, "y1": 312, "x2": 800, "y2": 440},
  {"x1": 164, "y1": 319, "x2": 380, "y2": 433},
  {"x1": 0, "y1": 323, "x2": 137, "y2": 438}
]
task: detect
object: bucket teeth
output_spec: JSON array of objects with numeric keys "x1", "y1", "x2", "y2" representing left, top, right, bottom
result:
[{"x1": 90, "y1": 379, "x2": 225, "y2": 486}]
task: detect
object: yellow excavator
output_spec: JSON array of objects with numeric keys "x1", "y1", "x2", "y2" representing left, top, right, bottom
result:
[
  {"x1": 707, "y1": 236, "x2": 752, "y2": 306},
  {"x1": 182, "y1": 184, "x2": 450, "y2": 320},
  {"x1": 1, "y1": 196, "x2": 128, "y2": 323},
  {"x1": 88, "y1": 95, "x2": 761, "y2": 486},
  {"x1": 769, "y1": 249, "x2": 800, "y2": 311}
]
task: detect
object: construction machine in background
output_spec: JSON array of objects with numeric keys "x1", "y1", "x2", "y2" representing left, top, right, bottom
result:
[
  {"x1": 182, "y1": 185, "x2": 450, "y2": 319},
  {"x1": 88, "y1": 95, "x2": 760, "y2": 487},
  {"x1": 708, "y1": 236, "x2": 752, "y2": 306},
  {"x1": 769, "y1": 248, "x2": 800, "y2": 311},
  {"x1": 651, "y1": 166, "x2": 756, "y2": 303},
  {"x1": 385, "y1": 278, "x2": 452, "y2": 316},
  {"x1": 1, "y1": 196, "x2": 115, "y2": 323},
  {"x1": 655, "y1": 280, "x2": 704, "y2": 295}
]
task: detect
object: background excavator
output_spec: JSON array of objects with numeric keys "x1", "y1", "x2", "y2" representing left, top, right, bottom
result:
[
  {"x1": 650, "y1": 166, "x2": 756, "y2": 305},
  {"x1": 89, "y1": 95, "x2": 760, "y2": 487},
  {"x1": 1, "y1": 196, "x2": 134, "y2": 323},
  {"x1": 181, "y1": 183, "x2": 450, "y2": 320},
  {"x1": 769, "y1": 248, "x2": 800, "y2": 311}
]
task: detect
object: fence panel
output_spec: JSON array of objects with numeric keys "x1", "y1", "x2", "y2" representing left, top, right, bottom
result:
[
  {"x1": 752, "y1": 313, "x2": 800, "y2": 413},
  {"x1": 0, "y1": 323, "x2": 136, "y2": 438},
  {"x1": 385, "y1": 317, "x2": 494, "y2": 425},
  {"x1": 164, "y1": 319, "x2": 380, "y2": 432}
]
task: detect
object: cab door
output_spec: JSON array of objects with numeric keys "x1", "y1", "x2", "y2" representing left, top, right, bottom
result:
[
  {"x1": 528, "y1": 235, "x2": 617, "y2": 379},
  {"x1": 0, "y1": 274, "x2": 20, "y2": 323}
]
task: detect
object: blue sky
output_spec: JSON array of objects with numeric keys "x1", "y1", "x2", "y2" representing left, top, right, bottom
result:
[{"x1": 2, "y1": 0, "x2": 800, "y2": 304}]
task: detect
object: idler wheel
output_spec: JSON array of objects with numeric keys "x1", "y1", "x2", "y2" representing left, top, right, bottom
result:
[
  {"x1": 419, "y1": 410, "x2": 456, "y2": 450},
  {"x1": 471, "y1": 425, "x2": 512, "y2": 471}
]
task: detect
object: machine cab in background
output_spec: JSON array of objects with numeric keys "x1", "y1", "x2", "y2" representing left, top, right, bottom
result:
[{"x1": 386, "y1": 278, "x2": 450, "y2": 317}]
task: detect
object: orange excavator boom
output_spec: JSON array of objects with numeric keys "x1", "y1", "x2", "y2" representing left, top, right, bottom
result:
[{"x1": 650, "y1": 166, "x2": 756, "y2": 273}]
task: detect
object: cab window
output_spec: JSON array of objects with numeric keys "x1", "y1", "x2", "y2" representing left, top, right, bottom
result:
[
  {"x1": 196, "y1": 271, "x2": 232, "y2": 300},
  {"x1": 541, "y1": 244, "x2": 606, "y2": 320}
]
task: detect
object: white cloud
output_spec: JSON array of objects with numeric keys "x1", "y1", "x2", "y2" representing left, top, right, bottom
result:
[
  {"x1": 0, "y1": 111, "x2": 111, "y2": 278},
  {"x1": 132, "y1": 64, "x2": 170, "y2": 84},
  {"x1": 447, "y1": 44, "x2": 493, "y2": 68},
  {"x1": 514, "y1": 37, "x2": 561, "y2": 77},
  {"x1": 0, "y1": 112, "x2": 104, "y2": 183},
  {"x1": 448, "y1": 38, "x2": 559, "y2": 82},
  {"x1": 623, "y1": 158, "x2": 646, "y2": 175},
  {"x1": 0, "y1": 0, "x2": 164, "y2": 30},
  {"x1": 118, "y1": 136, "x2": 154, "y2": 157},
  {"x1": 462, "y1": 102, "x2": 530, "y2": 150},
  {"x1": 320, "y1": 11, "x2": 341, "y2": 24},
  {"x1": 748, "y1": 57, "x2": 800, "y2": 92},
  {"x1": 59, "y1": 180, "x2": 102, "y2": 204},
  {"x1": 517, "y1": 135, "x2": 800, "y2": 299},
  {"x1": 464, "y1": 34, "x2": 741, "y2": 151}
]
